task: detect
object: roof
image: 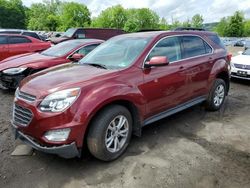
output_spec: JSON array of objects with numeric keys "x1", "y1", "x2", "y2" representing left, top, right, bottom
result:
[{"x1": 115, "y1": 30, "x2": 216, "y2": 39}]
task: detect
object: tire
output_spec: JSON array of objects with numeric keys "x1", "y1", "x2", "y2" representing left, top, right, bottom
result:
[
  {"x1": 205, "y1": 78, "x2": 226, "y2": 111},
  {"x1": 87, "y1": 105, "x2": 132, "y2": 161}
]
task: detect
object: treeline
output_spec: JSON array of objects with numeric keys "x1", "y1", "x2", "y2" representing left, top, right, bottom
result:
[{"x1": 0, "y1": 0, "x2": 250, "y2": 37}]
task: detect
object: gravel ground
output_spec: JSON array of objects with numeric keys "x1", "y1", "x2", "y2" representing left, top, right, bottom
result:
[{"x1": 0, "y1": 47, "x2": 249, "y2": 188}]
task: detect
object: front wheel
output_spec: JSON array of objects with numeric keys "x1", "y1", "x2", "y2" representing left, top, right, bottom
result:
[
  {"x1": 205, "y1": 78, "x2": 226, "y2": 111},
  {"x1": 87, "y1": 105, "x2": 132, "y2": 161}
]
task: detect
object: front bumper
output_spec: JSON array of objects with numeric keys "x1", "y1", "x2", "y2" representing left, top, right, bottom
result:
[
  {"x1": 0, "y1": 72, "x2": 24, "y2": 89},
  {"x1": 12, "y1": 123, "x2": 81, "y2": 158},
  {"x1": 231, "y1": 66, "x2": 250, "y2": 80}
]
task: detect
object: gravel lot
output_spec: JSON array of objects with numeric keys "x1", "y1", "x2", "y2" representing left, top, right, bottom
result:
[{"x1": 0, "y1": 50, "x2": 249, "y2": 188}]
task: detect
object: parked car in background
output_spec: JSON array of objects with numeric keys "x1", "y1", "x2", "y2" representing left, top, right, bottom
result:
[
  {"x1": 49, "y1": 28, "x2": 125, "y2": 44},
  {"x1": 0, "y1": 29, "x2": 44, "y2": 41},
  {"x1": 12, "y1": 29, "x2": 230, "y2": 161},
  {"x1": 234, "y1": 39, "x2": 245, "y2": 47},
  {"x1": 0, "y1": 34, "x2": 51, "y2": 61},
  {"x1": 0, "y1": 39, "x2": 103, "y2": 89},
  {"x1": 231, "y1": 48, "x2": 250, "y2": 80}
]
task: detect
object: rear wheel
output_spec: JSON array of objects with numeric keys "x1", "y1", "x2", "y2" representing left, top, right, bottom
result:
[
  {"x1": 205, "y1": 78, "x2": 226, "y2": 111},
  {"x1": 87, "y1": 105, "x2": 132, "y2": 161}
]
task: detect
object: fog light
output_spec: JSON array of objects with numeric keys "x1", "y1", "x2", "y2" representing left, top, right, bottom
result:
[{"x1": 44, "y1": 128, "x2": 71, "y2": 142}]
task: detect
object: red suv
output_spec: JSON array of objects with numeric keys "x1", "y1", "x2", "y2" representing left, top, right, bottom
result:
[{"x1": 12, "y1": 30, "x2": 230, "y2": 161}]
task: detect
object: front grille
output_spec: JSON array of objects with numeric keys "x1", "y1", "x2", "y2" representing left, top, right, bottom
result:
[
  {"x1": 234, "y1": 63, "x2": 250, "y2": 70},
  {"x1": 13, "y1": 104, "x2": 33, "y2": 127},
  {"x1": 16, "y1": 89, "x2": 36, "y2": 102}
]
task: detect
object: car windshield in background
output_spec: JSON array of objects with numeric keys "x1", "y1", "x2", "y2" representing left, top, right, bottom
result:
[
  {"x1": 80, "y1": 36, "x2": 152, "y2": 69},
  {"x1": 243, "y1": 48, "x2": 250, "y2": 55},
  {"x1": 41, "y1": 41, "x2": 80, "y2": 57},
  {"x1": 62, "y1": 28, "x2": 76, "y2": 38}
]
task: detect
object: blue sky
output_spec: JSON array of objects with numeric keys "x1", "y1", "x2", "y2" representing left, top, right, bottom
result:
[{"x1": 22, "y1": 0, "x2": 250, "y2": 23}]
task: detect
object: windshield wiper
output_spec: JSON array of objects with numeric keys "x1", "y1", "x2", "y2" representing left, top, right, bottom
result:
[{"x1": 84, "y1": 63, "x2": 107, "y2": 69}]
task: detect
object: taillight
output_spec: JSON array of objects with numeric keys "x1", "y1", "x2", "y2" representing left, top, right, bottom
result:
[{"x1": 227, "y1": 53, "x2": 232, "y2": 62}]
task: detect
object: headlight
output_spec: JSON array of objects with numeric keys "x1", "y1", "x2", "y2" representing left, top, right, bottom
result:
[
  {"x1": 39, "y1": 88, "x2": 80, "y2": 112},
  {"x1": 3, "y1": 67, "x2": 27, "y2": 75},
  {"x1": 44, "y1": 128, "x2": 71, "y2": 142}
]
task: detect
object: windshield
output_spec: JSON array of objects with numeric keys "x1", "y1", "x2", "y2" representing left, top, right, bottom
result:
[
  {"x1": 41, "y1": 41, "x2": 80, "y2": 57},
  {"x1": 80, "y1": 36, "x2": 152, "y2": 69},
  {"x1": 243, "y1": 48, "x2": 250, "y2": 55},
  {"x1": 62, "y1": 28, "x2": 76, "y2": 38}
]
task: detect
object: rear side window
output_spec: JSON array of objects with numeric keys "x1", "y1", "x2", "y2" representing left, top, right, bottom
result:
[
  {"x1": 147, "y1": 36, "x2": 182, "y2": 62},
  {"x1": 75, "y1": 29, "x2": 85, "y2": 39},
  {"x1": 207, "y1": 35, "x2": 225, "y2": 49},
  {"x1": 181, "y1": 36, "x2": 212, "y2": 58},
  {"x1": 9, "y1": 36, "x2": 31, "y2": 44},
  {"x1": 22, "y1": 32, "x2": 40, "y2": 40},
  {"x1": 0, "y1": 36, "x2": 8, "y2": 44}
]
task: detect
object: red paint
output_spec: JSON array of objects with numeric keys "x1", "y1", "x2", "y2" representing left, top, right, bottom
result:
[
  {"x1": 15, "y1": 31, "x2": 230, "y2": 150},
  {"x1": 0, "y1": 34, "x2": 51, "y2": 61},
  {"x1": 0, "y1": 39, "x2": 103, "y2": 72}
]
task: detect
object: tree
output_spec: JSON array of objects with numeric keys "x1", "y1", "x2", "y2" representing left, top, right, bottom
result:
[
  {"x1": 227, "y1": 11, "x2": 244, "y2": 37},
  {"x1": 159, "y1": 17, "x2": 170, "y2": 30},
  {"x1": 0, "y1": 0, "x2": 27, "y2": 29},
  {"x1": 182, "y1": 19, "x2": 192, "y2": 27},
  {"x1": 59, "y1": 2, "x2": 91, "y2": 31},
  {"x1": 124, "y1": 8, "x2": 159, "y2": 32},
  {"x1": 91, "y1": 5, "x2": 127, "y2": 29},
  {"x1": 244, "y1": 20, "x2": 250, "y2": 36},
  {"x1": 214, "y1": 17, "x2": 229, "y2": 36},
  {"x1": 191, "y1": 14, "x2": 204, "y2": 28},
  {"x1": 27, "y1": 1, "x2": 61, "y2": 31}
]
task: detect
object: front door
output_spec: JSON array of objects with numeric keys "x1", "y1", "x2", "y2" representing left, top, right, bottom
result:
[{"x1": 140, "y1": 36, "x2": 189, "y2": 119}]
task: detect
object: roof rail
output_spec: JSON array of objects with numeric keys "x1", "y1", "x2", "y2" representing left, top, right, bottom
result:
[{"x1": 174, "y1": 27, "x2": 205, "y2": 31}]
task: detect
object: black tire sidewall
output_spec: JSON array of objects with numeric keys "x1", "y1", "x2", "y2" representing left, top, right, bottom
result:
[
  {"x1": 87, "y1": 105, "x2": 132, "y2": 161},
  {"x1": 208, "y1": 79, "x2": 226, "y2": 111}
]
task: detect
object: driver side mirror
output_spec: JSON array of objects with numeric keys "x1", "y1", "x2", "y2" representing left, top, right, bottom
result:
[
  {"x1": 145, "y1": 56, "x2": 169, "y2": 68},
  {"x1": 69, "y1": 53, "x2": 84, "y2": 62}
]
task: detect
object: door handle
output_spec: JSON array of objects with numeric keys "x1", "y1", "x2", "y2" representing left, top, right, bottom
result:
[{"x1": 179, "y1": 66, "x2": 184, "y2": 69}]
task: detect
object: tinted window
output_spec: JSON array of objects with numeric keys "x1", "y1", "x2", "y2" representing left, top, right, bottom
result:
[
  {"x1": 75, "y1": 29, "x2": 85, "y2": 39},
  {"x1": 147, "y1": 37, "x2": 181, "y2": 62},
  {"x1": 208, "y1": 35, "x2": 225, "y2": 49},
  {"x1": 0, "y1": 36, "x2": 8, "y2": 44},
  {"x1": 9, "y1": 36, "x2": 31, "y2": 44},
  {"x1": 75, "y1": 44, "x2": 99, "y2": 55},
  {"x1": 182, "y1": 36, "x2": 211, "y2": 58},
  {"x1": 23, "y1": 32, "x2": 40, "y2": 40}
]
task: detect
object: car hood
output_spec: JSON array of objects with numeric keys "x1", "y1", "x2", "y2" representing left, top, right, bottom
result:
[
  {"x1": 232, "y1": 55, "x2": 250, "y2": 65},
  {"x1": 0, "y1": 53, "x2": 57, "y2": 71},
  {"x1": 20, "y1": 63, "x2": 118, "y2": 98}
]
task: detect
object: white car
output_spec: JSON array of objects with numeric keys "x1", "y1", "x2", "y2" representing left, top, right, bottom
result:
[{"x1": 231, "y1": 48, "x2": 250, "y2": 80}]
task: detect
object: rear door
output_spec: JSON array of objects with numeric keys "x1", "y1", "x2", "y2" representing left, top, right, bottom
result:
[
  {"x1": 180, "y1": 35, "x2": 213, "y2": 99},
  {"x1": 8, "y1": 36, "x2": 32, "y2": 57},
  {"x1": 0, "y1": 36, "x2": 9, "y2": 61}
]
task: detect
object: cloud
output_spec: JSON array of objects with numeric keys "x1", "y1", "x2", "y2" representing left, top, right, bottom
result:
[{"x1": 22, "y1": 0, "x2": 250, "y2": 23}]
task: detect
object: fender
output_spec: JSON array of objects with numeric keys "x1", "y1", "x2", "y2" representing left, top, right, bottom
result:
[
  {"x1": 24, "y1": 59, "x2": 69, "y2": 70},
  {"x1": 207, "y1": 57, "x2": 229, "y2": 92},
  {"x1": 73, "y1": 82, "x2": 146, "y2": 141}
]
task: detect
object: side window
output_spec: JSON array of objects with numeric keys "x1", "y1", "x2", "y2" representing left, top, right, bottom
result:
[
  {"x1": 9, "y1": 36, "x2": 31, "y2": 44},
  {"x1": 147, "y1": 37, "x2": 181, "y2": 62},
  {"x1": 23, "y1": 32, "x2": 40, "y2": 40},
  {"x1": 181, "y1": 36, "x2": 211, "y2": 58},
  {"x1": 75, "y1": 44, "x2": 100, "y2": 55},
  {"x1": 0, "y1": 36, "x2": 8, "y2": 45},
  {"x1": 75, "y1": 29, "x2": 85, "y2": 39},
  {"x1": 207, "y1": 35, "x2": 225, "y2": 49}
]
